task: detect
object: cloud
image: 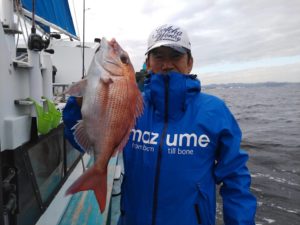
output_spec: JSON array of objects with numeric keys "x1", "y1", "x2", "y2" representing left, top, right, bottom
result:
[
  {"x1": 71, "y1": 0, "x2": 300, "y2": 81},
  {"x1": 187, "y1": 0, "x2": 300, "y2": 65},
  {"x1": 199, "y1": 62, "x2": 300, "y2": 85}
]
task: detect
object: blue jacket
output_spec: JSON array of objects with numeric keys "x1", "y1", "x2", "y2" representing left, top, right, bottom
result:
[
  {"x1": 63, "y1": 96, "x2": 84, "y2": 153},
  {"x1": 119, "y1": 72, "x2": 256, "y2": 225}
]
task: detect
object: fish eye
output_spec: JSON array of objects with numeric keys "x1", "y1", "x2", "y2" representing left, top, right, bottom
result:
[{"x1": 120, "y1": 54, "x2": 129, "y2": 64}]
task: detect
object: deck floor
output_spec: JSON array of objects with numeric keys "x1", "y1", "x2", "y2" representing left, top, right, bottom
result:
[
  {"x1": 59, "y1": 191, "x2": 104, "y2": 225},
  {"x1": 58, "y1": 156, "x2": 120, "y2": 225}
]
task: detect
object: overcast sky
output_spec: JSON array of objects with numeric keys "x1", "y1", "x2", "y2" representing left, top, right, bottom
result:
[{"x1": 69, "y1": 0, "x2": 300, "y2": 84}]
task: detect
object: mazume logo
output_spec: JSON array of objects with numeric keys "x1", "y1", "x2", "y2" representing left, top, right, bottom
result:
[{"x1": 130, "y1": 129, "x2": 210, "y2": 148}]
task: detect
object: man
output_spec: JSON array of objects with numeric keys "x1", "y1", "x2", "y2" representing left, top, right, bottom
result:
[{"x1": 118, "y1": 24, "x2": 256, "y2": 225}]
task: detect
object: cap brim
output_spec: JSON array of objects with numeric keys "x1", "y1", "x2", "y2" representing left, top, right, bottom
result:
[{"x1": 145, "y1": 43, "x2": 188, "y2": 55}]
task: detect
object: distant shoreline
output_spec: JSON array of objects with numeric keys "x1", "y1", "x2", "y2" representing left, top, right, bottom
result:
[{"x1": 202, "y1": 82, "x2": 300, "y2": 90}]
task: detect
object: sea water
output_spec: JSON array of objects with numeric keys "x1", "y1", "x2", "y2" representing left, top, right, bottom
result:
[{"x1": 204, "y1": 83, "x2": 300, "y2": 225}]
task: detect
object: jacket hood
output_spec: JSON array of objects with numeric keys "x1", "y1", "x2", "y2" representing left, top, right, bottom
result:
[{"x1": 143, "y1": 72, "x2": 201, "y2": 120}]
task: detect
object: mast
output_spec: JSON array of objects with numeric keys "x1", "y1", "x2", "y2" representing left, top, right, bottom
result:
[{"x1": 82, "y1": 0, "x2": 86, "y2": 79}]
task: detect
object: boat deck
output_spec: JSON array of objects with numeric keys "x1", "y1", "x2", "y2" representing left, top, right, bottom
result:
[
  {"x1": 37, "y1": 154, "x2": 121, "y2": 225},
  {"x1": 59, "y1": 190, "x2": 104, "y2": 225}
]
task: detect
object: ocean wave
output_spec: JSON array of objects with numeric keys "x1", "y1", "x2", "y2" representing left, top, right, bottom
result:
[{"x1": 251, "y1": 173, "x2": 300, "y2": 187}]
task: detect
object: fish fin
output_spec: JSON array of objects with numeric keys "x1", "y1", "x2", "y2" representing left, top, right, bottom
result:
[
  {"x1": 64, "y1": 79, "x2": 88, "y2": 96},
  {"x1": 113, "y1": 97, "x2": 142, "y2": 153},
  {"x1": 73, "y1": 120, "x2": 93, "y2": 153},
  {"x1": 113, "y1": 84, "x2": 144, "y2": 154},
  {"x1": 129, "y1": 82, "x2": 144, "y2": 118},
  {"x1": 113, "y1": 127, "x2": 132, "y2": 154},
  {"x1": 135, "y1": 88, "x2": 144, "y2": 117},
  {"x1": 100, "y1": 74, "x2": 113, "y2": 84},
  {"x1": 65, "y1": 166, "x2": 107, "y2": 213}
]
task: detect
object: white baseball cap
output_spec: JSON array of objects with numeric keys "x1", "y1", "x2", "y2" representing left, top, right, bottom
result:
[{"x1": 146, "y1": 24, "x2": 191, "y2": 54}]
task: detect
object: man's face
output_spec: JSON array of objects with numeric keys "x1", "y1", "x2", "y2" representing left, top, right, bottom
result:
[{"x1": 146, "y1": 46, "x2": 193, "y2": 74}]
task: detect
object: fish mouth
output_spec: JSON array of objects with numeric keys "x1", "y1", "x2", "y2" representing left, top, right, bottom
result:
[{"x1": 97, "y1": 38, "x2": 131, "y2": 76}]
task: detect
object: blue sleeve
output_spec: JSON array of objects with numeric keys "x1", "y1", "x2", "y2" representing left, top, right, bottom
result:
[
  {"x1": 214, "y1": 104, "x2": 257, "y2": 225},
  {"x1": 62, "y1": 96, "x2": 84, "y2": 153}
]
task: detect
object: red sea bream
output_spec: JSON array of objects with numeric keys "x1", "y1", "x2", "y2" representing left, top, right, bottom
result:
[{"x1": 64, "y1": 38, "x2": 143, "y2": 212}]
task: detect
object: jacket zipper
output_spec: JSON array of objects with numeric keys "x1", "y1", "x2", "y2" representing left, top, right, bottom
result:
[
  {"x1": 151, "y1": 75, "x2": 169, "y2": 225},
  {"x1": 194, "y1": 204, "x2": 202, "y2": 224}
]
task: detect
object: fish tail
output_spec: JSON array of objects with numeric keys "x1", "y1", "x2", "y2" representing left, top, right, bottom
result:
[{"x1": 65, "y1": 166, "x2": 107, "y2": 213}]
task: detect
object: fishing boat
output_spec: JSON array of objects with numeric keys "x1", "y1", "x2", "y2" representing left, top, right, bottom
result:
[{"x1": 0, "y1": 0, "x2": 122, "y2": 224}]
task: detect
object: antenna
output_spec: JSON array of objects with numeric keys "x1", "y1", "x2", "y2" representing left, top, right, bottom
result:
[
  {"x1": 82, "y1": 0, "x2": 86, "y2": 79},
  {"x1": 31, "y1": 0, "x2": 36, "y2": 34}
]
